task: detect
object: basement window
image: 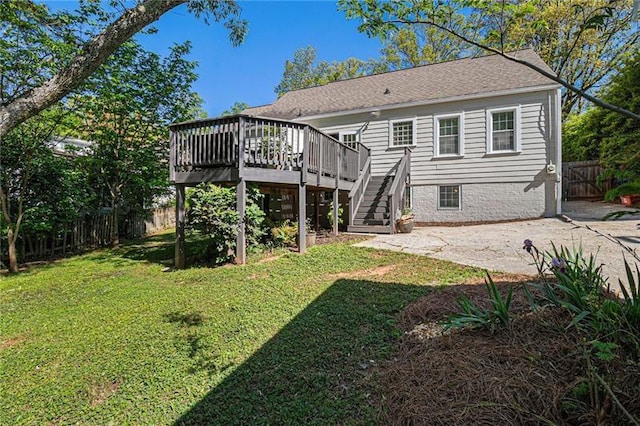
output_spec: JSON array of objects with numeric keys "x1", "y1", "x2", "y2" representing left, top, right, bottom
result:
[{"x1": 438, "y1": 185, "x2": 461, "y2": 210}]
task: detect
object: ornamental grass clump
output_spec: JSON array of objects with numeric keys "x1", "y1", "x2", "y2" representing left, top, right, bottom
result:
[{"x1": 445, "y1": 273, "x2": 514, "y2": 333}]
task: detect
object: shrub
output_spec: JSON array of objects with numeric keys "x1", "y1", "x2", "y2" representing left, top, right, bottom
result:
[
  {"x1": 186, "y1": 183, "x2": 265, "y2": 264},
  {"x1": 271, "y1": 220, "x2": 298, "y2": 247},
  {"x1": 328, "y1": 201, "x2": 343, "y2": 226}
]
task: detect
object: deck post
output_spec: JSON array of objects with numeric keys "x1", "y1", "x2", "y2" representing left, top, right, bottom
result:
[
  {"x1": 317, "y1": 134, "x2": 322, "y2": 186},
  {"x1": 302, "y1": 126, "x2": 309, "y2": 184},
  {"x1": 332, "y1": 189, "x2": 339, "y2": 236},
  {"x1": 298, "y1": 183, "x2": 306, "y2": 254},
  {"x1": 175, "y1": 184, "x2": 186, "y2": 269},
  {"x1": 236, "y1": 178, "x2": 247, "y2": 264},
  {"x1": 333, "y1": 144, "x2": 340, "y2": 236}
]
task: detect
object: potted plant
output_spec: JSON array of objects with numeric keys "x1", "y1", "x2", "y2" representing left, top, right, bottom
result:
[
  {"x1": 605, "y1": 180, "x2": 640, "y2": 207},
  {"x1": 396, "y1": 207, "x2": 415, "y2": 233},
  {"x1": 295, "y1": 219, "x2": 316, "y2": 247},
  {"x1": 305, "y1": 218, "x2": 316, "y2": 246}
]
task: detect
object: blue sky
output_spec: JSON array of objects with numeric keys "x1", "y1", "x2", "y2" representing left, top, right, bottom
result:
[{"x1": 46, "y1": 1, "x2": 383, "y2": 116}]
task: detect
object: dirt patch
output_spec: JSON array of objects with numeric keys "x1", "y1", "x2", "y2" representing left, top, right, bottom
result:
[
  {"x1": 256, "y1": 254, "x2": 284, "y2": 264},
  {"x1": 314, "y1": 233, "x2": 371, "y2": 246},
  {"x1": 460, "y1": 272, "x2": 537, "y2": 286},
  {"x1": 328, "y1": 265, "x2": 396, "y2": 280},
  {"x1": 380, "y1": 282, "x2": 640, "y2": 425},
  {"x1": 88, "y1": 380, "x2": 120, "y2": 407},
  {"x1": 0, "y1": 335, "x2": 26, "y2": 350}
]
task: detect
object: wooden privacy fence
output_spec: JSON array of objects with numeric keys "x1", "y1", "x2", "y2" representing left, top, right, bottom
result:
[
  {"x1": 562, "y1": 160, "x2": 610, "y2": 200},
  {"x1": 9, "y1": 207, "x2": 175, "y2": 262}
]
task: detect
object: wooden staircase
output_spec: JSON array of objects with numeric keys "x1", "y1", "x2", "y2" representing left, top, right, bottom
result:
[
  {"x1": 348, "y1": 175, "x2": 393, "y2": 233},
  {"x1": 347, "y1": 146, "x2": 411, "y2": 235}
]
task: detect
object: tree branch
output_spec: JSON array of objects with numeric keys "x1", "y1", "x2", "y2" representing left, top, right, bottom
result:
[
  {"x1": 386, "y1": 18, "x2": 640, "y2": 122},
  {"x1": 0, "y1": 0, "x2": 186, "y2": 138}
]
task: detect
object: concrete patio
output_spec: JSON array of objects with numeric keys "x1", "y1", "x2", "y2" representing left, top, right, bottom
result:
[{"x1": 355, "y1": 201, "x2": 640, "y2": 292}]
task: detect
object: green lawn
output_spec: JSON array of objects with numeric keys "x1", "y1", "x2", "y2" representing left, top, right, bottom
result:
[{"x1": 1, "y1": 230, "x2": 483, "y2": 425}]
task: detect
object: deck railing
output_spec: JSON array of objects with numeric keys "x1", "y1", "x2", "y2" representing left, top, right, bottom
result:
[
  {"x1": 388, "y1": 147, "x2": 412, "y2": 233},
  {"x1": 170, "y1": 115, "x2": 361, "y2": 184},
  {"x1": 348, "y1": 144, "x2": 372, "y2": 225}
]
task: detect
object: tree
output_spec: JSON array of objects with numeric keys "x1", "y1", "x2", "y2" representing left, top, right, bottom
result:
[
  {"x1": 275, "y1": 46, "x2": 385, "y2": 97},
  {"x1": 338, "y1": 0, "x2": 640, "y2": 121},
  {"x1": 76, "y1": 40, "x2": 202, "y2": 248},
  {"x1": 0, "y1": 0, "x2": 246, "y2": 138},
  {"x1": 568, "y1": 51, "x2": 640, "y2": 187},
  {"x1": 379, "y1": 2, "x2": 479, "y2": 69},
  {"x1": 491, "y1": 0, "x2": 639, "y2": 115},
  {"x1": 221, "y1": 101, "x2": 249, "y2": 116},
  {"x1": 0, "y1": 109, "x2": 90, "y2": 272}
]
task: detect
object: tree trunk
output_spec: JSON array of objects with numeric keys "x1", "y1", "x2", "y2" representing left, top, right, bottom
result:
[
  {"x1": 111, "y1": 202, "x2": 120, "y2": 248},
  {"x1": 7, "y1": 227, "x2": 18, "y2": 273}
]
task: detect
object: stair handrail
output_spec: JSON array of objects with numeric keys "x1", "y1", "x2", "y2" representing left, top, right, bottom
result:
[
  {"x1": 348, "y1": 155, "x2": 371, "y2": 226},
  {"x1": 387, "y1": 147, "x2": 412, "y2": 234}
]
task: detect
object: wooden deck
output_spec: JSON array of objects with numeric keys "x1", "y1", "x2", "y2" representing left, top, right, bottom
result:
[
  {"x1": 169, "y1": 115, "x2": 368, "y2": 191},
  {"x1": 169, "y1": 115, "x2": 371, "y2": 267}
]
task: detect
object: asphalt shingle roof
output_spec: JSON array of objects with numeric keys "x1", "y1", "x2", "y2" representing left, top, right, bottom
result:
[{"x1": 243, "y1": 49, "x2": 557, "y2": 120}]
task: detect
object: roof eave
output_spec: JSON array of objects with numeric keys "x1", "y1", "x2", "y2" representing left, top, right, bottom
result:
[{"x1": 291, "y1": 83, "x2": 562, "y2": 122}]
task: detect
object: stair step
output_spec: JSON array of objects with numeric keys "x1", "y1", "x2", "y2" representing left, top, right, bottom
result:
[
  {"x1": 352, "y1": 219, "x2": 390, "y2": 226},
  {"x1": 348, "y1": 224, "x2": 392, "y2": 234},
  {"x1": 358, "y1": 201, "x2": 389, "y2": 212},
  {"x1": 362, "y1": 194, "x2": 391, "y2": 201},
  {"x1": 369, "y1": 175, "x2": 394, "y2": 181},
  {"x1": 356, "y1": 212, "x2": 390, "y2": 219},
  {"x1": 355, "y1": 217, "x2": 390, "y2": 223},
  {"x1": 356, "y1": 206, "x2": 389, "y2": 214}
]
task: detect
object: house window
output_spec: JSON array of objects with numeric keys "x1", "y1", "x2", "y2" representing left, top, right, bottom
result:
[
  {"x1": 434, "y1": 113, "x2": 464, "y2": 157},
  {"x1": 389, "y1": 118, "x2": 417, "y2": 147},
  {"x1": 486, "y1": 106, "x2": 521, "y2": 153},
  {"x1": 339, "y1": 131, "x2": 359, "y2": 149},
  {"x1": 438, "y1": 185, "x2": 460, "y2": 209}
]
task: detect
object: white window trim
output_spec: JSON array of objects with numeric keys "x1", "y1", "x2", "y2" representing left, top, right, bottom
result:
[
  {"x1": 486, "y1": 105, "x2": 521, "y2": 154},
  {"x1": 338, "y1": 130, "x2": 359, "y2": 148},
  {"x1": 338, "y1": 130, "x2": 358, "y2": 140},
  {"x1": 433, "y1": 112, "x2": 464, "y2": 158},
  {"x1": 388, "y1": 117, "x2": 418, "y2": 148},
  {"x1": 437, "y1": 185, "x2": 462, "y2": 210}
]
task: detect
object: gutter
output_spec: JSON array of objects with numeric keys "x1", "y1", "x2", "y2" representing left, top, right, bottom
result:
[
  {"x1": 555, "y1": 88, "x2": 563, "y2": 215},
  {"x1": 292, "y1": 84, "x2": 562, "y2": 122}
]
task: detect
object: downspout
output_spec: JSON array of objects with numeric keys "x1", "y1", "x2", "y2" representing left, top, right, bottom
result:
[
  {"x1": 356, "y1": 121, "x2": 370, "y2": 140},
  {"x1": 555, "y1": 88, "x2": 562, "y2": 215}
]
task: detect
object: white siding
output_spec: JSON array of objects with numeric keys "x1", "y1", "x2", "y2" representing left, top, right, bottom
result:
[{"x1": 309, "y1": 90, "x2": 557, "y2": 186}]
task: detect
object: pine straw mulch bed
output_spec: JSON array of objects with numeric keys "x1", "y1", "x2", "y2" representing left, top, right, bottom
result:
[{"x1": 379, "y1": 279, "x2": 640, "y2": 425}]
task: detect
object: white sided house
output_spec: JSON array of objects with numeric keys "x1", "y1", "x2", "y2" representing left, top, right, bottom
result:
[
  {"x1": 169, "y1": 50, "x2": 561, "y2": 265},
  {"x1": 244, "y1": 49, "x2": 562, "y2": 226}
]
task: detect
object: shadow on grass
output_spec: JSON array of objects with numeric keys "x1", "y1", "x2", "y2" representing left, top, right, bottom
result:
[
  {"x1": 119, "y1": 230, "x2": 209, "y2": 267},
  {"x1": 172, "y1": 278, "x2": 434, "y2": 425}
]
